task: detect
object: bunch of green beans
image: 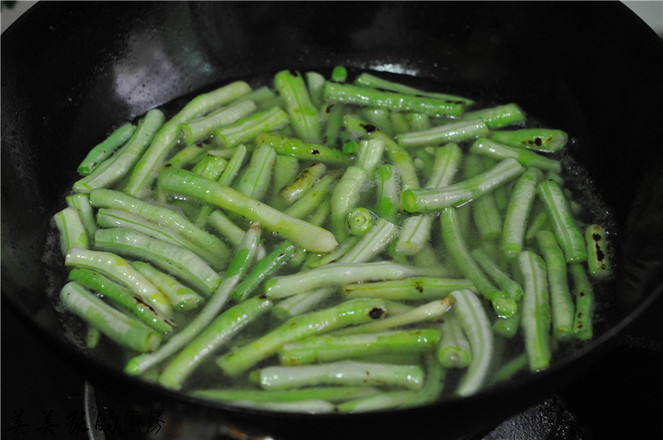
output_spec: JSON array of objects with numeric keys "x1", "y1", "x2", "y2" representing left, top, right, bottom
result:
[{"x1": 52, "y1": 67, "x2": 612, "y2": 413}]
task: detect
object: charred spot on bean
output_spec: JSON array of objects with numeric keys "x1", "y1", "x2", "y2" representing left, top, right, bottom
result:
[
  {"x1": 288, "y1": 69, "x2": 300, "y2": 77},
  {"x1": 579, "y1": 291, "x2": 585, "y2": 297},
  {"x1": 325, "y1": 104, "x2": 335, "y2": 114},
  {"x1": 259, "y1": 294, "x2": 268, "y2": 300},
  {"x1": 534, "y1": 137, "x2": 542, "y2": 146},
  {"x1": 368, "y1": 306, "x2": 386, "y2": 319},
  {"x1": 577, "y1": 312, "x2": 583, "y2": 318},
  {"x1": 311, "y1": 149, "x2": 320, "y2": 155},
  {"x1": 360, "y1": 123, "x2": 377, "y2": 133},
  {"x1": 595, "y1": 243, "x2": 605, "y2": 261},
  {"x1": 164, "y1": 163, "x2": 172, "y2": 168},
  {"x1": 414, "y1": 280, "x2": 424, "y2": 293}
]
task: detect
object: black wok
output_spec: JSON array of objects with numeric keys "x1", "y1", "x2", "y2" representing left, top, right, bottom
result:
[{"x1": 2, "y1": 2, "x2": 663, "y2": 439}]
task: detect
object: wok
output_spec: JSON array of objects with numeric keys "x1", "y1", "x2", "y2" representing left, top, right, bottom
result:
[{"x1": 2, "y1": 2, "x2": 663, "y2": 439}]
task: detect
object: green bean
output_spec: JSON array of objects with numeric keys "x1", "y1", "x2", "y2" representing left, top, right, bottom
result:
[
  {"x1": 158, "y1": 167, "x2": 338, "y2": 253},
  {"x1": 492, "y1": 310, "x2": 521, "y2": 339},
  {"x1": 125, "y1": 82, "x2": 251, "y2": 197},
  {"x1": 396, "y1": 143, "x2": 462, "y2": 255},
  {"x1": 306, "y1": 237, "x2": 359, "y2": 268},
  {"x1": 470, "y1": 248, "x2": 523, "y2": 301},
  {"x1": 284, "y1": 171, "x2": 342, "y2": 219},
  {"x1": 361, "y1": 108, "x2": 394, "y2": 136},
  {"x1": 95, "y1": 208, "x2": 225, "y2": 271},
  {"x1": 489, "y1": 353, "x2": 528, "y2": 385},
  {"x1": 396, "y1": 119, "x2": 489, "y2": 148},
  {"x1": 65, "y1": 247, "x2": 173, "y2": 318},
  {"x1": 489, "y1": 128, "x2": 568, "y2": 153},
  {"x1": 437, "y1": 313, "x2": 471, "y2": 369},
  {"x1": 470, "y1": 137, "x2": 561, "y2": 173},
  {"x1": 390, "y1": 111, "x2": 411, "y2": 134},
  {"x1": 440, "y1": 207, "x2": 517, "y2": 317},
  {"x1": 165, "y1": 144, "x2": 209, "y2": 169},
  {"x1": 337, "y1": 218, "x2": 399, "y2": 264},
  {"x1": 231, "y1": 241, "x2": 296, "y2": 302},
  {"x1": 192, "y1": 386, "x2": 381, "y2": 404},
  {"x1": 324, "y1": 82, "x2": 466, "y2": 117},
  {"x1": 333, "y1": 298, "x2": 454, "y2": 336},
  {"x1": 331, "y1": 65, "x2": 348, "y2": 82},
  {"x1": 60, "y1": 282, "x2": 162, "y2": 353},
  {"x1": 279, "y1": 162, "x2": 326, "y2": 205},
  {"x1": 406, "y1": 113, "x2": 432, "y2": 131},
  {"x1": 462, "y1": 103, "x2": 525, "y2": 129},
  {"x1": 462, "y1": 154, "x2": 503, "y2": 241},
  {"x1": 191, "y1": 154, "x2": 227, "y2": 180},
  {"x1": 537, "y1": 179, "x2": 587, "y2": 263},
  {"x1": 368, "y1": 130, "x2": 419, "y2": 191},
  {"x1": 535, "y1": 230, "x2": 574, "y2": 340},
  {"x1": 73, "y1": 109, "x2": 165, "y2": 193},
  {"x1": 68, "y1": 268, "x2": 174, "y2": 334},
  {"x1": 449, "y1": 289, "x2": 495, "y2": 396},
  {"x1": 213, "y1": 106, "x2": 290, "y2": 148},
  {"x1": 125, "y1": 223, "x2": 261, "y2": 376},
  {"x1": 585, "y1": 224, "x2": 612, "y2": 279},
  {"x1": 256, "y1": 360, "x2": 425, "y2": 391},
  {"x1": 272, "y1": 287, "x2": 338, "y2": 320},
  {"x1": 268, "y1": 155, "x2": 301, "y2": 209},
  {"x1": 255, "y1": 132, "x2": 351, "y2": 165},
  {"x1": 94, "y1": 228, "x2": 222, "y2": 296},
  {"x1": 343, "y1": 277, "x2": 473, "y2": 301},
  {"x1": 274, "y1": 70, "x2": 322, "y2": 142},
  {"x1": 65, "y1": 193, "x2": 97, "y2": 246},
  {"x1": 234, "y1": 144, "x2": 276, "y2": 201},
  {"x1": 517, "y1": 251, "x2": 552, "y2": 371},
  {"x1": 330, "y1": 166, "x2": 368, "y2": 238},
  {"x1": 342, "y1": 139, "x2": 360, "y2": 155},
  {"x1": 306, "y1": 71, "x2": 326, "y2": 108},
  {"x1": 569, "y1": 263, "x2": 594, "y2": 340},
  {"x1": 402, "y1": 158, "x2": 524, "y2": 213},
  {"x1": 216, "y1": 298, "x2": 389, "y2": 376},
  {"x1": 159, "y1": 296, "x2": 273, "y2": 390},
  {"x1": 53, "y1": 207, "x2": 89, "y2": 255},
  {"x1": 78, "y1": 122, "x2": 136, "y2": 176},
  {"x1": 502, "y1": 167, "x2": 544, "y2": 259},
  {"x1": 353, "y1": 72, "x2": 474, "y2": 105},
  {"x1": 279, "y1": 329, "x2": 441, "y2": 366},
  {"x1": 217, "y1": 143, "x2": 248, "y2": 186},
  {"x1": 131, "y1": 261, "x2": 203, "y2": 311},
  {"x1": 337, "y1": 390, "x2": 420, "y2": 413},
  {"x1": 265, "y1": 262, "x2": 432, "y2": 299},
  {"x1": 90, "y1": 188, "x2": 232, "y2": 267},
  {"x1": 374, "y1": 164, "x2": 401, "y2": 222},
  {"x1": 346, "y1": 207, "x2": 374, "y2": 235},
  {"x1": 181, "y1": 100, "x2": 257, "y2": 145}
]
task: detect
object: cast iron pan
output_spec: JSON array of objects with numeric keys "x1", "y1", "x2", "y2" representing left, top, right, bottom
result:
[{"x1": 3, "y1": 2, "x2": 663, "y2": 439}]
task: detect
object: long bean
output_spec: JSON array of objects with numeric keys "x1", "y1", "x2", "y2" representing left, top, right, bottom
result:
[
  {"x1": 77, "y1": 123, "x2": 136, "y2": 176},
  {"x1": 323, "y1": 82, "x2": 465, "y2": 117},
  {"x1": 125, "y1": 81, "x2": 251, "y2": 197},
  {"x1": 125, "y1": 223, "x2": 261, "y2": 376},
  {"x1": 517, "y1": 251, "x2": 552, "y2": 371},
  {"x1": 535, "y1": 230, "x2": 574, "y2": 340},
  {"x1": 216, "y1": 298, "x2": 389, "y2": 376},
  {"x1": 451, "y1": 289, "x2": 494, "y2": 396},
  {"x1": 60, "y1": 282, "x2": 162, "y2": 353},
  {"x1": 440, "y1": 207, "x2": 517, "y2": 317},
  {"x1": 158, "y1": 167, "x2": 338, "y2": 253},
  {"x1": 402, "y1": 158, "x2": 524, "y2": 213}
]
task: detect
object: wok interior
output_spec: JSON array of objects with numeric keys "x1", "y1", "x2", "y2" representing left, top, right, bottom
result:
[{"x1": 2, "y1": 2, "x2": 663, "y2": 439}]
